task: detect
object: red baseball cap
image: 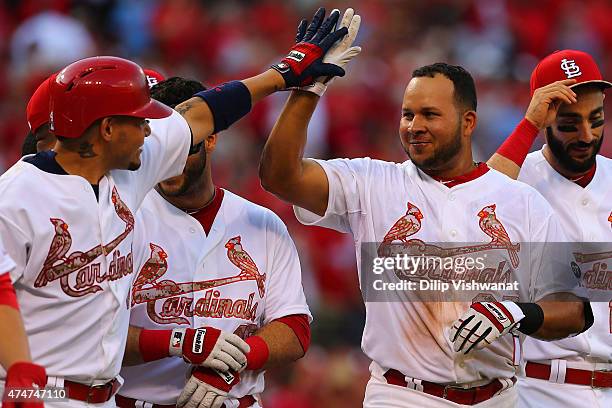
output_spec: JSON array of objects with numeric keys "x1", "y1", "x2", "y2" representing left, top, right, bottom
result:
[
  {"x1": 530, "y1": 49, "x2": 612, "y2": 96},
  {"x1": 143, "y1": 69, "x2": 165, "y2": 89},
  {"x1": 26, "y1": 73, "x2": 57, "y2": 133}
]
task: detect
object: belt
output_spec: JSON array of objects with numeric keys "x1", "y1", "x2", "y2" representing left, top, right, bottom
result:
[
  {"x1": 383, "y1": 369, "x2": 515, "y2": 406},
  {"x1": 115, "y1": 394, "x2": 257, "y2": 408},
  {"x1": 64, "y1": 378, "x2": 121, "y2": 403},
  {"x1": 525, "y1": 361, "x2": 612, "y2": 388}
]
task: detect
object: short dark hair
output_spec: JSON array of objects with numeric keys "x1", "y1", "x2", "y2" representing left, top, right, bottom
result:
[
  {"x1": 22, "y1": 131, "x2": 37, "y2": 155},
  {"x1": 412, "y1": 63, "x2": 477, "y2": 112},
  {"x1": 150, "y1": 77, "x2": 206, "y2": 107}
]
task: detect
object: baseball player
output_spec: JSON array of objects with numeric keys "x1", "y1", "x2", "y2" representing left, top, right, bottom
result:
[
  {"x1": 0, "y1": 10, "x2": 347, "y2": 406},
  {"x1": 488, "y1": 50, "x2": 612, "y2": 407},
  {"x1": 259, "y1": 10, "x2": 592, "y2": 407},
  {"x1": 0, "y1": 236, "x2": 46, "y2": 408},
  {"x1": 115, "y1": 76, "x2": 311, "y2": 408}
]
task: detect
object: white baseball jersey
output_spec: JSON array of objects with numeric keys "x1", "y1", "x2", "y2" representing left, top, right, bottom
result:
[
  {"x1": 119, "y1": 188, "x2": 310, "y2": 405},
  {"x1": 0, "y1": 110, "x2": 191, "y2": 383},
  {"x1": 0, "y1": 237, "x2": 16, "y2": 275},
  {"x1": 520, "y1": 149, "x2": 612, "y2": 363},
  {"x1": 294, "y1": 158, "x2": 579, "y2": 384}
]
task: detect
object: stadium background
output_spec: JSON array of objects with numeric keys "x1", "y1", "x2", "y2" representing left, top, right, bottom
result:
[{"x1": 0, "y1": 0, "x2": 610, "y2": 406}]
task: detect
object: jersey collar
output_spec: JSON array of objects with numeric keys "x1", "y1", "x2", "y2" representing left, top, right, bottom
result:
[{"x1": 430, "y1": 162, "x2": 490, "y2": 188}]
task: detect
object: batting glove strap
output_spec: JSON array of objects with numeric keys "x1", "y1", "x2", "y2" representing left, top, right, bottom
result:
[
  {"x1": 449, "y1": 301, "x2": 525, "y2": 354},
  {"x1": 192, "y1": 367, "x2": 240, "y2": 392},
  {"x1": 170, "y1": 327, "x2": 250, "y2": 372},
  {"x1": 169, "y1": 327, "x2": 221, "y2": 364}
]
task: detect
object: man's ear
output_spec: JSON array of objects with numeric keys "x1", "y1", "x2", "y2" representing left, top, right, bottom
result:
[
  {"x1": 99, "y1": 117, "x2": 113, "y2": 142},
  {"x1": 205, "y1": 133, "x2": 217, "y2": 153},
  {"x1": 463, "y1": 110, "x2": 477, "y2": 138}
]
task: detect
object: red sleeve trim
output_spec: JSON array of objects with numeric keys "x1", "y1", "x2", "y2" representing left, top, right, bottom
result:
[
  {"x1": 274, "y1": 314, "x2": 311, "y2": 353},
  {"x1": 496, "y1": 118, "x2": 539, "y2": 166},
  {"x1": 0, "y1": 273, "x2": 18, "y2": 310},
  {"x1": 139, "y1": 329, "x2": 172, "y2": 362}
]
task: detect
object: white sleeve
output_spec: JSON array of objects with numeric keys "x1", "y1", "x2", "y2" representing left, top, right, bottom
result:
[
  {"x1": 293, "y1": 158, "x2": 370, "y2": 234},
  {"x1": 528, "y1": 196, "x2": 586, "y2": 301},
  {"x1": 262, "y1": 216, "x2": 312, "y2": 323},
  {"x1": 129, "y1": 110, "x2": 191, "y2": 205},
  {"x1": 0, "y1": 216, "x2": 28, "y2": 283},
  {"x1": 0, "y1": 236, "x2": 16, "y2": 276}
]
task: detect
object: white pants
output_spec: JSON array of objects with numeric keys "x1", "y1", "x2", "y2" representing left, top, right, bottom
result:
[
  {"x1": 518, "y1": 376, "x2": 612, "y2": 408},
  {"x1": 364, "y1": 363, "x2": 517, "y2": 408}
]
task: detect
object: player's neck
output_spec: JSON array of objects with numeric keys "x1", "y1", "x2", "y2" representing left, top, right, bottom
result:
[
  {"x1": 419, "y1": 154, "x2": 477, "y2": 180},
  {"x1": 161, "y1": 174, "x2": 215, "y2": 213},
  {"x1": 53, "y1": 148, "x2": 108, "y2": 185}
]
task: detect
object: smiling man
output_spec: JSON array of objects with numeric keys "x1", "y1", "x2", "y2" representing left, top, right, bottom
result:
[
  {"x1": 488, "y1": 49, "x2": 612, "y2": 408},
  {"x1": 260, "y1": 52, "x2": 593, "y2": 405}
]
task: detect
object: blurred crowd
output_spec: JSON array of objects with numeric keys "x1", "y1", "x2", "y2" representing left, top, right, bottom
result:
[{"x1": 1, "y1": 0, "x2": 611, "y2": 405}]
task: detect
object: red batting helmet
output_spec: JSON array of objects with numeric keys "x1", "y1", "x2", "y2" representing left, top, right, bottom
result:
[{"x1": 49, "y1": 56, "x2": 173, "y2": 138}]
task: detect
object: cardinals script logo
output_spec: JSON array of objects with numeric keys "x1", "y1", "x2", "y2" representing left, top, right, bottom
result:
[
  {"x1": 131, "y1": 236, "x2": 266, "y2": 325},
  {"x1": 35, "y1": 187, "x2": 135, "y2": 297}
]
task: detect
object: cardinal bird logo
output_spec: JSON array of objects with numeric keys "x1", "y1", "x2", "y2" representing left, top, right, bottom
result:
[
  {"x1": 608, "y1": 211, "x2": 612, "y2": 228},
  {"x1": 133, "y1": 244, "x2": 167, "y2": 282},
  {"x1": 478, "y1": 204, "x2": 520, "y2": 268},
  {"x1": 45, "y1": 218, "x2": 72, "y2": 265},
  {"x1": 131, "y1": 243, "x2": 169, "y2": 306},
  {"x1": 378, "y1": 202, "x2": 423, "y2": 256},
  {"x1": 225, "y1": 236, "x2": 266, "y2": 298}
]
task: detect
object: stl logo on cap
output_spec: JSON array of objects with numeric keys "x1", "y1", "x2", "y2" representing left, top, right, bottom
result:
[
  {"x1": 143, "y1": 69, "x2": 165, "y2": 89},
  {"x1": 560, "y1": 58, "x2": 582, "y2": 79},
  {"x1": 530, "y1": 49, "x2": 612, "y2": 96}
]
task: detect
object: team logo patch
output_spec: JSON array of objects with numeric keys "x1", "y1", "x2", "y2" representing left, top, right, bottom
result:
[
  {"x1": 287, "y1": 50, "x2": 305, "y2": 62},
  {"x1": 483, "y1": 302, "x2": 508, "y2": 323},
  {"x1": 192, "y1": 328, "x2": 206, "y2": 354},
  {"x1": 560, "y1": 58, "x2": 582, "y2": 79}
]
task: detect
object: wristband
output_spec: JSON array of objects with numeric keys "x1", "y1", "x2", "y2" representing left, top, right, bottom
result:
[
  {"x1": 245, "y1": 336, "x2": 269, "y2": 370},
  {"x1": 516, "y1": 302, "x2": 544, "y2": 335},
  {"x1": 496, "y1": 118, "x2": 539, "y2": 166},
  {"x1": 194, "y1": 81, "x2": 251, "y2": 134},
  {"x1": 139, "y1": 329, "x2": 172, "y2": 362}
]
